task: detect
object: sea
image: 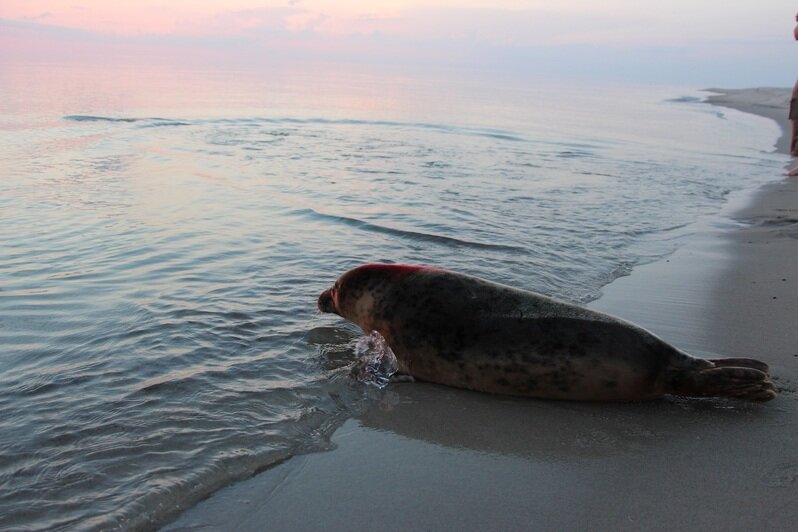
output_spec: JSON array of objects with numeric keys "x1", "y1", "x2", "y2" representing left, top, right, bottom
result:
[{"x1": 0, "y1": 61, "x2": 786, "y2": 530}]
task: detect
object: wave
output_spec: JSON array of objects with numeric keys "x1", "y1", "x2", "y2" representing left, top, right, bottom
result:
[
  {"x1": 62, "y1": 115, "x2": 525, "y2": 141},
  {"x1": 138, "y1": 120, "x2": 191, "y2": 128},
  {"x1": 63, "y1": 115, "x2": 190, "y2": 127},
  {"x1": 666, "y1": 96, "x2": 703, "y2": 104},
  {"x1": 200, "y1": 117, "x2": 525, "y2": 141},
  {"x1": 64, "y1": 115, "x2": 139, "y2": 123},
  {"x1": 294, "y1": 207, "x2": 526, "y2": 253}
]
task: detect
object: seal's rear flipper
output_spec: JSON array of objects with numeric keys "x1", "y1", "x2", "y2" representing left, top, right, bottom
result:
[{"x1": 667, "y1": 365, "x2": 777, "y2": 402}]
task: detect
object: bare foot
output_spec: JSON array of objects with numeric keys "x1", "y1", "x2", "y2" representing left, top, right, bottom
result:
[{"x1": 785, "y1": 166, "x2": 798, "y2": 176}]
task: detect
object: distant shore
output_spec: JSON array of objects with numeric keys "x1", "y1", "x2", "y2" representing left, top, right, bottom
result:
[{"x1": 164, "y1": 89, "x2": 798, "y2": 531}]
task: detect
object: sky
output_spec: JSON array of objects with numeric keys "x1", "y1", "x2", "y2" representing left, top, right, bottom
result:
[{"x1": 1, "y1": 1, "x2": 796, "y2": 85}]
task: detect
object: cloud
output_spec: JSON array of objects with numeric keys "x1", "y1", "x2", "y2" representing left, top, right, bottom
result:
[
  {"x1": 206, "y1": 7, "x2": 307, "y2": 34},
  {"x1": 0, "y1": 3, "x2": 791, "y2": 87},
  {"x1": 21, "y1": 12, "x2": 53, "y2": 22}
]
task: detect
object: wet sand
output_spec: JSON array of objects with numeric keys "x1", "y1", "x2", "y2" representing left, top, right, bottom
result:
[{"x1": 164, "y1": 89, "x2": 798, "y2": 531}]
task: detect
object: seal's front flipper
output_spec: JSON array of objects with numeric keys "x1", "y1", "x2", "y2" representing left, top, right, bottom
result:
[{"x1": 667, "y1": 365, "x2": 777, "y2": 402}]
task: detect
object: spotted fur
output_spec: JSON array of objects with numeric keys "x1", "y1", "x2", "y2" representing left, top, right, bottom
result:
[{"x1": 318, "y1": 264, "x2": 776, "y2": 402}]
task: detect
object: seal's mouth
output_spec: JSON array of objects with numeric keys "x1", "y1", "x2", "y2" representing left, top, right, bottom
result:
[{"x1": 318, "y1": 287, "x2": 337, "y2": 314}]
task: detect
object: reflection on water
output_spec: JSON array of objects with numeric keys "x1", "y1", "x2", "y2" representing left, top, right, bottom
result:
[
  {"x1": 356, "y1": 381, "x2": 767, "y2": 460},
  {"x1": 163, "y1": 379, "x2": 780, "y2": 531},
  {"x1": 0, "y1": 61, "x2": 785, "y2": 529}
]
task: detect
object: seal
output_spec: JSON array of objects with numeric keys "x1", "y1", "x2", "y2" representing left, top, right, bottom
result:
[{"x1": 318, "y1": 264, "x2": 776, "y2": 402}]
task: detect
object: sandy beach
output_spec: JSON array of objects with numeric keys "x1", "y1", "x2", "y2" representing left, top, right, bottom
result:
[{"x1": 164, "y1": 89, "x2": 798, "y2": 531}]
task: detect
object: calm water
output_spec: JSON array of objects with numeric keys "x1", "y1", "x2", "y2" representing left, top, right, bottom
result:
[{"x1": 0, "y1": 62, "x2": 784, "y2": 529}]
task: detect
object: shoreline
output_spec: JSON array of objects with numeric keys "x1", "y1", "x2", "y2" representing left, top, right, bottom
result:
[
  {"x1": 700, "y1": 88, "x2": 797, "y2": 381},
  {"x1": 164, "y1": 90, "x2": 798, "y2": 531}
]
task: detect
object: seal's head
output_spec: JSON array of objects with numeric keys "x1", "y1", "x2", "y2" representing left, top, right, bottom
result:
[
  {"x1": 318, "y1": 264, "x2": 430, "y2": 328},
  {"x1": 317, "y1": 284, "x2": 339, "y2": 315}
]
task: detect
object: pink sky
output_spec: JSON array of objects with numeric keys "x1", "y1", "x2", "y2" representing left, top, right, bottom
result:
[
  {"x1": 0, "y1": 1, "x2": 786, "y2": 44},
  {"x1": 0, "y1": 1, "x2": 794, "y2": 85}
]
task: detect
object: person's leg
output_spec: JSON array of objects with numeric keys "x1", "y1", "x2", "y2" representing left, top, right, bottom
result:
[{"x1": 790, "y1": 80, "x2": 798, "y2": 155}]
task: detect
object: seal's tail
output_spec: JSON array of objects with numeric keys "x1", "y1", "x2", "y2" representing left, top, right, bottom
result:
[{"x1": 666, "y1": 357, "x2": 777, "y2": 402}]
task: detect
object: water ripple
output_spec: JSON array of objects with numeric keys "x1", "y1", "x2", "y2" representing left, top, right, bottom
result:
[
  {"x1": 0, "y1": 85, "x2": 783, "y2": 530},
  {"x1": 293, "y1": 207, "x2": 527, "y2": 252}
]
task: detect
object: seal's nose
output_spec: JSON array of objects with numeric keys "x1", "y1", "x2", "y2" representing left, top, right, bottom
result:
[{"x1": 318, "y1": 287, "x2": 336, "y2": 314}]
